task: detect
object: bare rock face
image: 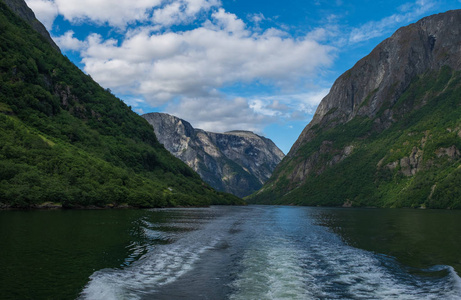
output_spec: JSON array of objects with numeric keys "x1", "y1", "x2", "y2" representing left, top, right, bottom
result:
[
  {"x1": 291, "y1": 10, "x2": 461, "y2": 155},
  {"x1": 142, "y1": 113, "x2": 285, "y2": 197},
  {"x1": 284, "y1": 10, "x2": 461, "y2": 177},
  {"x1": 2, "y1": 0, "x2": 60, "y2": 51}
]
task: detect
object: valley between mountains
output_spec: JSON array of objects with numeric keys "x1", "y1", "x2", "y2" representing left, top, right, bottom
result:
[{"x1": 0, "y1": 0, "x2": 460, "y2": 209}]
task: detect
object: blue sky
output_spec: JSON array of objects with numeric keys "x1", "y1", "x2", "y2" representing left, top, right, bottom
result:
[{"x1": 26, "y1": 0, "x2": 461, "y2": 154}]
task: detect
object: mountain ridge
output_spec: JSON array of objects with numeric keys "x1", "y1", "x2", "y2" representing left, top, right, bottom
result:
[
  {"x1": 249, "y1": 9, "x2": 461, "y2": 209},
  {"x1": 2, "y1": 0, "x2": 59, "y2": 51},
  {"x1": 291, "y1": 9, "x2": 461, "y2": 156},
  {"x1": 143, "y1": 112, "x2": 285, "y2": 197}
]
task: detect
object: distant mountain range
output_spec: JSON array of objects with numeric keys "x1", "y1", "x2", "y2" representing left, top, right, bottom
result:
[
  {"x1": 249, "y1": 10, "x2": 461, "y2": 209},
  {"x1": 143, "y1": 112, "x2": 285, "y2": 197}
]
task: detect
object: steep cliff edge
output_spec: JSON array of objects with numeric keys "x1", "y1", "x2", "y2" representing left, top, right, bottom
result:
[
  {"x1": 2, "y1": 0, "x2": 59, "y2": 51},
  {"x1": 143, "y1": 113, "x2": 285, "y2": 197},
  {"x1": 249, "y1": 10, "x2": 461, "y2": 209}
]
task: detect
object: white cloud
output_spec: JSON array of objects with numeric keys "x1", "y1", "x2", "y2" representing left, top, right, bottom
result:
[
  {"x1": 210, "y1": 8, "x2": 247, "y2": 35},
  {"x1": 152, "y1": 0, "x2": 220, "y2": 28},
  {"x1": 53, "y1": 0, "x2": 162, "y2": 28},
  {"x1": 249, "y1": 89, "x2": 330, "y2": 121},
  {"x1": 28, "y1": 0, "x2": 222, "y2": 29},
  {"x1": 163, "y1": 88, "x2": 330, "y2": 134},
  {"x1": 165, "y1": 96, "x2": 274, "y2": 133},
  {"x1": 25, "y1": 0, "x2": 58, "y2": 30},
  {"x1": 76, "y1": 20, "x2": 334, "y2": 106},
  {"x1": 348, "y1": 0, "x2": 436, "y2": 44},
  {"x1": 249, "y1": 13, "x2": 265, "y2": 24},
  {"x1": 26, "y1": 0, "x2": 335, "y2": 134},
  {"x1": 53, "y1": 30, "x2": 86, "y2": 51},
  {"x1": 152, "y1": 2, "x2": 183, "y2": 27},
  {"x1": 32, "y1": 0, "x2": 221, "y2": 29}
]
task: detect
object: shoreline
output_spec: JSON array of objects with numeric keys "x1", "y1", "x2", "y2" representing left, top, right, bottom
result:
[
  {"x1": 0, "y1": 202, "x2": 456, "y2": 211},
  {"x1": 0, "y1": 202, "x2": 136, "y2": 211},
  {"x1": 0, "y1": 202, "x2": 245, "y2": 211}
]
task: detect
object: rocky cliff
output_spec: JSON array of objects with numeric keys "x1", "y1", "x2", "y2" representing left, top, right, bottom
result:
[
  {"x1": 291, "y1": 10, "x2": 461, "y2": 154},
  {"x1": 249, "y1": 10, "x2": 461, "y2": 209},
  {"x1": 143, "y1": 113, "x2": 285, "y2": 197}
]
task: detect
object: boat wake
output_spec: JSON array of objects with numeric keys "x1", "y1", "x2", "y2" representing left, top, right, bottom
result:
[{"x1": 79, "y1": 206, "x2": 461, "y2": 300}]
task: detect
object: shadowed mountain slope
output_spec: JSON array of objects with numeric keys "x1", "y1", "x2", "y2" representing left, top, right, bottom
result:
[{"x1": 0, "y1": 0, "x2": 242, "y2": 208}]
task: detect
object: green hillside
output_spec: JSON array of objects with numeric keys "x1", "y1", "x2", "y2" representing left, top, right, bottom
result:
[
  {"x1": 250, "y1": 67, "x2": 461, "y2": 208},
  {"x1": 0, "y1": 1, "x2": 242, "y2": 208},
  {"x1": 249, "y1": 67, "x2": 461, "y2": 208},
  {"x1": 249, "y1": 10, "x2": 461, "y2": 209}
]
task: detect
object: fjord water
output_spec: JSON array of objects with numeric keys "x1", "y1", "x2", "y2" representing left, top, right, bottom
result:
[{"x1": 1, "y1": 207, "x2": 461, "y2": 299}]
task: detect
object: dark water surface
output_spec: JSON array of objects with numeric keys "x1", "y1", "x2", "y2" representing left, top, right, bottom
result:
[{"x1": 1, "y1": 206, "x2": 460, "y2": 299}]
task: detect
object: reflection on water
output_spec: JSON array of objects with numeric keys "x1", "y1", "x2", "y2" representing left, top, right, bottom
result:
[{"x1": 1, "y1": 206, "x2": 461, "y2": 299}]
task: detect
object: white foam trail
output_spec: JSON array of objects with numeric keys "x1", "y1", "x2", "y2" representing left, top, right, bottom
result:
[
  {"x1": 446, "y1": 266, "x2": 461, "y2": 299},
  {"x1": 229, "y1": 207, "x2": 461, "y2": 300},
  {"x1": 229, "y1": 235, "x2": 319, "y2": 300},
  {"x1": 79, "y1": 206, "x2": 461, "y2": 300},
  {"x1": 80, "y1": 241, "x2": 219, "y2": 300},
  {"x1": 79, "y1": 208, "x2": 240, "y2": 300}
]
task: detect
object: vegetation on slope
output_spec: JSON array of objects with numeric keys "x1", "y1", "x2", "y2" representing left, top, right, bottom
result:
[
  {"x1": 249, "y1": 66, "x2": 461, "y2": 209},
  {"x1": 0, "y1": 2, "x2": 242, "y2": 208}
]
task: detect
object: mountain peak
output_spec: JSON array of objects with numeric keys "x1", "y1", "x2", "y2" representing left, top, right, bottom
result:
[
  {"x1": 143, "y1": 112, "x2": 285, "y2": 197},
  {"x1": 291, "y1": 9, "x2": 461, "y2": 156},
  {"x1": 250, "y1": 10, "x2": 461, "y2": 209},
  {"x1": 2, "y1": 0, "x2": 60, "y2": 51}
]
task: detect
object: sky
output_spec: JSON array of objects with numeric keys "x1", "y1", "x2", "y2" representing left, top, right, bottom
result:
[{"x1": 25, "y1": 0, "x2": 461, "y2": 154}]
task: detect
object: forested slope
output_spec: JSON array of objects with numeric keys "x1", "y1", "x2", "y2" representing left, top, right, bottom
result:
[{"x1": 0, "y1": 1, "x2": 242, "y2": 208}]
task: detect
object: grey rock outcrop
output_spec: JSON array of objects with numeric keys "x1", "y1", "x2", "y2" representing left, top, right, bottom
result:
[
  {"x1": 143, "y1": 112, "x2": 285, "y2": 197},
  {"x1": 284, "y1": 10, "x2": 461, "y2": 181},
  {"x1": 2, "y1": 0, "x2": 60, "y2": 51},
  {"x1": 291, "y1": 10, "x2": 461, "y2": 155}
]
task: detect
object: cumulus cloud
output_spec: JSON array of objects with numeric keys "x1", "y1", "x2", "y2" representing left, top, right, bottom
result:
[
  {"x1": 152, "y1": 0, "x2": 220, "y2": 28},
  {"x1": 25, "y1": 0, "x2": 58, "y2": 30},
  {"x1": 53, "y1": 30, "x2": 86, "y2": 51},
  {"x1": 31, "y1": 0, "x2": 220, "y2": 29},
  {"x1": 30, "y1": 0, "x2": 336, "y2": 136},
  {"x1": 165, "y1": 96, "x2": 274, "y2": 133},
  {"x1": 210, "y1": 8, "x2": 247, "y2": 34},
  {"x1": 163, "y1": 87, "x2": 330, "y2": 134},
  {"x1": 76, "y1": 19, "x2": 334, "y2": 106},
  {"x1": 52, "y1": 0, "x2": 162, "y2": 28}
]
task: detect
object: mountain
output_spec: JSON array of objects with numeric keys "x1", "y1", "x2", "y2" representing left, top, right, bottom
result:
[
  {"x1": 0, "y1": 0, "x2": 242, "y2": 208},
  {"x1": 249, "y1": 10, "x2": 461, "y2": 209},
  {"x1": 2, "y1": 0, "x2": 59, "y2": 51},
  {"x1": 142, "y1": 113, "x2": 285, "y2": 197}
]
